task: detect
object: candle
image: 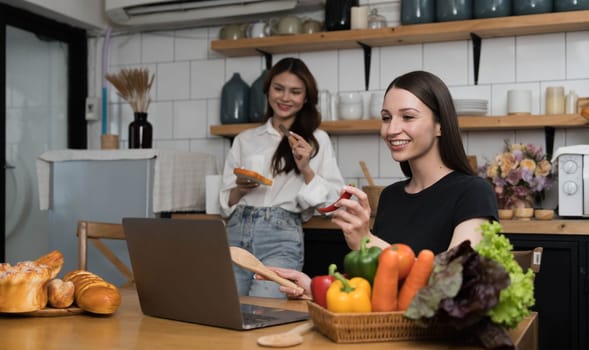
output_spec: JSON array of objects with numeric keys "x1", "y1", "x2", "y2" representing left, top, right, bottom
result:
[
  {"x1": 351, "y1": 6, "x2": 369, "y2": 29},
  {"x1": 545, "y1": 86, "x2": 565, "y2": 115}
]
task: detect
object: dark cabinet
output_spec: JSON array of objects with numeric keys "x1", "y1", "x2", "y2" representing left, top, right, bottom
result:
[{"x1": 505, "y1": 234, "x2": 588, "y2": 350}]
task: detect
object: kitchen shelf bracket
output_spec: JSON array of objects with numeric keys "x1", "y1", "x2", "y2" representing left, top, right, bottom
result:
[
  {"x1": 358, "y1": 42, "x2": 371, "y2": 91},
  {"x1": 256, "y1": 49, "x2": 273, "y2": 70},
  {"x1": 544, "y1": 126, "x2": 555, "y2": 160},
  {"x1": 470, "y1": 33, "x2": 481, "y2": 86}
]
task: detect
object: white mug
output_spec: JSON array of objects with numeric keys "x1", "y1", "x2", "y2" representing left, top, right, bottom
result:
[{"x1": 507, "y1": 89, "x2": 532, "y2": 115}]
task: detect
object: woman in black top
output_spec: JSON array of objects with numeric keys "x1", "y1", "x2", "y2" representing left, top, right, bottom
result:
[
  {"x1": 332, "y1": 70, "x2": 497, "y2": 254},
  {"x1": 263, "y1": 71, "x2": 498, "y2": 298}
]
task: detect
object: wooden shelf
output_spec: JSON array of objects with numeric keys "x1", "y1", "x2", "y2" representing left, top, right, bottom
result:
[
  {"x1": 210, "y1": 114, "x2": 589, "y2": 137},
  {"x1": 211, "y1": 10, "x2": 589, "y2": 57}
]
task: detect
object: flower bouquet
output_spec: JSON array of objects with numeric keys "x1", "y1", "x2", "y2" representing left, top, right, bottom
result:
[{"x1": 478, "y1": 142, "x2": 553, "y2": 209}]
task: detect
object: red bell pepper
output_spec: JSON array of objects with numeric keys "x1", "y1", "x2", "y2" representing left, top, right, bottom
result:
[{"x1": 310, "y1": 264, "x2": 337, "y2": 308}]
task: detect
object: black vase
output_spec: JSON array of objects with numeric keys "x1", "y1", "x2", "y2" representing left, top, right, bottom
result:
[
  {"x1": 248, "y1": 70, "x2": 267, "y2": 123},
  {"x1": 221, "y1": 73, "x2": 249, "y2": 124},
  {"x1": 325, "y1": 0, "x2": 358, "y2": 31},
  {"x1": 128, "y1": 112, "x2": 153, "y2": 149}
]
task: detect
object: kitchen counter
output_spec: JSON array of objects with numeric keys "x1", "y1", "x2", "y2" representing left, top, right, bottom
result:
[
  {"x1": 0, "y1": 288, "x2": 538, "y2": 349},
  {"x1": 171, "y1": 213, "x2": 589, "y2": 235}
]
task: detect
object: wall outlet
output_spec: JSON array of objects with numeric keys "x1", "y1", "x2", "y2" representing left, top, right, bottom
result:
[{"x1": 85, "y1": 97, "x2": 99, "y2": 121}]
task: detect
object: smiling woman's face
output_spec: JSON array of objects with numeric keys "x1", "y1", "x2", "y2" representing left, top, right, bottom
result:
[
  {"x1": 267, "y1": 71, "x2": 306, "y2": 122},
  {"x1": 380, "y1": 87, "x2": 441, "y2": 163}
]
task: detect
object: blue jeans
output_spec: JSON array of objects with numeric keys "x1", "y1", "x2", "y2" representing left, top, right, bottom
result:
[{"x1": 226, "y1": 205, "x2": 304, "y2": 298}]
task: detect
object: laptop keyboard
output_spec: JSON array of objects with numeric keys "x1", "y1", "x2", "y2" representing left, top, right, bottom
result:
[{"x1": 242, "y1": 312, "x2": 278, "y2": 324}]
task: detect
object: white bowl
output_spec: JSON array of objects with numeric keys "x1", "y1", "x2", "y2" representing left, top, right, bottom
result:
[
  {"x1": 338, "y1": 92, "x2": 363, "y2": 105},
  {"x1": 339, "y1": 103, "x2": 363, "y2": 120}
]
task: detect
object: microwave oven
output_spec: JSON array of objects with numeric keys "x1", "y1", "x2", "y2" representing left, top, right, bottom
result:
[{"x1": 553, "y1": 145, "x2": 589, "y2": 217}]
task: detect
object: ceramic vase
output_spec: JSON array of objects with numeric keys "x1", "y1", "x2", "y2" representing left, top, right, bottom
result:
[
  {"x1": 221, "y1": 73, "x2": 250, "y2": 124},
  {"x1": 128, "y1": 112, "x2": 152, "y2": 149},
  {"x1": 248, "y1": 70, "x2": 267, "y2": 123}
]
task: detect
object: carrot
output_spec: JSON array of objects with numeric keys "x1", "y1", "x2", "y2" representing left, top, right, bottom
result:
[
  {"x1": 397, "y1": 249, "x2": 435, "y2": 311},
  {"x1": 371, "y1": 249, "x2": 399, "y2": 312}
]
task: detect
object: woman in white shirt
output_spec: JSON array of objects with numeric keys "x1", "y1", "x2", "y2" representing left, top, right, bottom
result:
[{"x1": 219, "y1": 57, "x2": 345, "y2": 298}]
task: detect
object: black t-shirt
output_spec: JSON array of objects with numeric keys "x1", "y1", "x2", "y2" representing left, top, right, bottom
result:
[{"x1": 372, "y1": 171, "x2": 498, "y2": 254}]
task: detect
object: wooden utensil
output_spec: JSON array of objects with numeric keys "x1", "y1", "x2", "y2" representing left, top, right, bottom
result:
[
  {"x1": 229, "y1": 247, "x2": 305, "y2": 295},
  {"x1": 257, "y1": 321, "x2": 314, "y2": 347},
  {"x1": 359, "y1": 161, "x2": 376, "y2": 186}
]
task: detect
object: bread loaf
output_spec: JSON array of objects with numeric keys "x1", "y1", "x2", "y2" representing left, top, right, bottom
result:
[
  {"x1": 0, "y1": 261, "x2": 52, "y2": 312},
  {"x1": 233, "y1": 167, "x2": 273, "y2": 186},
  {"x1": 47, "y1": 278, "x2": 75, "y2": 308},
  {"x1": 34, "y1": 250, "x2": 64, "y2": 279},
  {"x1": 63, "y1": 270, "x2": 121, "y2": 315}
]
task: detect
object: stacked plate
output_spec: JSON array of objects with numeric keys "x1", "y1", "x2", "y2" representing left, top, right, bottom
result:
[{"x1": 454, "y1": 99, "x2": 488, "y2": 116}]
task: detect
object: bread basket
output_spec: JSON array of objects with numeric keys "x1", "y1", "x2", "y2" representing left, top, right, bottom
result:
[{"x1": 307, "y1": 302, "x2": 456, "y2": 343}]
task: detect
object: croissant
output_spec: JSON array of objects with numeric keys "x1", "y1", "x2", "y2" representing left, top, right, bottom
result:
[
  {"x1": 63, "y1": 270, "x2": 121, "y2": 315},
  {"x1": 34, "y1": 250, "x2": 64, "y2": 279}
]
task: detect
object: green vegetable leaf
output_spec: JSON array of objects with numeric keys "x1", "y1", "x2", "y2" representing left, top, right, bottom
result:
[{"x1": 475, "y1": 221, "x2": 536, "y2": 329}]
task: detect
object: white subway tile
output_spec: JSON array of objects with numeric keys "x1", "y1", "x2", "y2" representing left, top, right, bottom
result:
[
  {"x1": 174, "y1": 100, "x2": 207, "y2": 139},
  {"x1": 491, "y1": 82, "x2": 541, "y2": 116},
  {"x1": 516, "y1": 33, "x2": 565, "y2": 82},
  {"x1": 339, "y1": 49, "x2": 366, "y2": 91},
  {"x1": 141, "y1": 32, "x2": 174, "y2": 63},
  {"x1": 477, "y1": 37, "x2": 515, "y2": 84},
  {"x1": 424, "y1": 41, "x2": 469, "y2": 85},
  {"x1": 157, "y1": 61, "x2": 190, "y2": 100},
  {"x1": 191, "y1": 59, "x2": 225, "y2": 99},
  {"x1": 175, "y1": 28, "x2": 209, "y2": 61},
  {"x1": 149, "y1": 101, "x2": 173, "y2": 140},
  {"x1": 109, "y1": 34, "x2": 141, "y2": 66},
  {"x1": 566, "y1": 31, "x2": 589, "y2": 79},
  {"x1": 300, "y1": 51, "x2": 339, "y2": 92},
  {"x1": 336, "y1": 135, "x2": 380, "y2": 178},
  {"x1": 380, "y1": 44, "x2": 422, "y2": 89}
]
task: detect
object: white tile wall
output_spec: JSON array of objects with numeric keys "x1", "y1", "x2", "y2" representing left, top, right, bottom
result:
[{"x1": 90, "y1": 3, "x2": 589, "y2": 208}]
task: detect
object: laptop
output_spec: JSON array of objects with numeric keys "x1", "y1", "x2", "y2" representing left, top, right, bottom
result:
[{"x1": 122, "y1": 217, "x2": 308, "y2": 330}]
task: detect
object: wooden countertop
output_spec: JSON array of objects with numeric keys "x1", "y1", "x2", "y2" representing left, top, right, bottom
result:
[
  {"x1": 171, "y1": 213, "x2": 589, "y2": 235},
  {"x1": 0, "y1": 288, "x2": 538, "y2": 350}
]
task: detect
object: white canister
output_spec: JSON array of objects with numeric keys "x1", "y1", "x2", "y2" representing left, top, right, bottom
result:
[
  {"x1": 351, "y1": 6, "x2": 369, "y2": 29},
  {"x1": 507, "y1": 89, "x2": 532, "y2": 115},
  {"x1": 205, "y1": 175, "x2": 222, "y2": 215}
]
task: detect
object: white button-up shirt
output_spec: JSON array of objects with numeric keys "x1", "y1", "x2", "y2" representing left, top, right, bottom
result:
[{"x1": 220, "y1": 118, "x2": 345, "y2": 221}]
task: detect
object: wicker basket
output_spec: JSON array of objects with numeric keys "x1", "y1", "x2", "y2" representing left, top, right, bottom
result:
[{"x1": 307, "y1": 302, "x2": 455, "y2": 343}]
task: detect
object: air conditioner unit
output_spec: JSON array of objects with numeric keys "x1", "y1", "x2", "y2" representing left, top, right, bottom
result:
[{"x1": 105, "y1": 0, "x2": 324, "y2": 29}]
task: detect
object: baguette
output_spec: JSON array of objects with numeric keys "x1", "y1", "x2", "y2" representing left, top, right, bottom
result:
[{"x1": 63, "y1": 270, "x2": 121, "y2": 315}]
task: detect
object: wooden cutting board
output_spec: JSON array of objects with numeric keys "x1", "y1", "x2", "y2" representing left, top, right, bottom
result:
[{"x1": 2, "y1": 306, "x2": 84, "y2": 317}]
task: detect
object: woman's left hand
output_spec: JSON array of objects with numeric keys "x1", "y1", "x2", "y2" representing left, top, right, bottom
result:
[
  {"x1": 255, "y1": 266, "x2": 312, "y2": 300},
  {"x1": 330, "y1": 185, "x2": 373, "y2": 250}
]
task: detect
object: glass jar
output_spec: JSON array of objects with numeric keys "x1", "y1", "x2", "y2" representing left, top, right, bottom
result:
[{"x1": 368, "y1": 8, "x2": 387, "y2": 29}]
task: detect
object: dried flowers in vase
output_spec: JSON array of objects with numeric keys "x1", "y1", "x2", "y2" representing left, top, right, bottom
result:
[
  {"x1": 478, "y1": 141, "x2": 554, "y2": 209},
  {"x1": 105, "y1": 67, "x2": 155, "y2": 148}
]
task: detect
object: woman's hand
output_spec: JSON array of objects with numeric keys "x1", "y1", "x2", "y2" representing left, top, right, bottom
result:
[
  {"x1": 256, "y1": 267, "x2": 312, "y2": 300},
  {"x1": 330, "y1": 185, "x2": 374, "y2": 250},
  {"x1": 227, "y1": 178, "x2": 259, "y2": 206},
  {"x1": 287, "y1": 131, "x2": 315, "y2": 182}
]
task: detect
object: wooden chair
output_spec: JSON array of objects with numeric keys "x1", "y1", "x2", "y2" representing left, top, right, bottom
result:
[
  {"x1": 76, "y1": 220, "x2": 134, "y2": 287},
  {"x1": 513, "y1": 247, "x2": 543, "y2": 273}
]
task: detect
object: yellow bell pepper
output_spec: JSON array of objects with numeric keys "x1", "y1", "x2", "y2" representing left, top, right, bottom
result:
[{"x1": 326, "y1": 264, "x2": 372, "y2": 313}]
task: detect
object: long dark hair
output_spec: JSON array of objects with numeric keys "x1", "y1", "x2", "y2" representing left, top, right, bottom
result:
[
  {"x1": 385, "y1": 71, "x2": 474, "y2": 177},
  {"x1": 263, "y1": 57, "x2": 320, "y2": 176}
]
